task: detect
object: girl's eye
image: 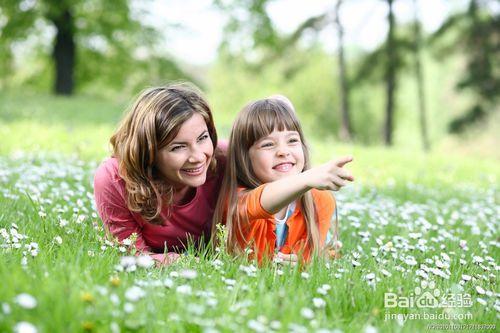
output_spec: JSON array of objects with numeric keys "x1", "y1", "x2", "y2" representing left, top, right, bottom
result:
[
  {"x1": 261, "y1": 142, "x2": 274, "y2": 148},
  {"x1": 288, "y1": 138, "x2": 300, "y2": 144}
]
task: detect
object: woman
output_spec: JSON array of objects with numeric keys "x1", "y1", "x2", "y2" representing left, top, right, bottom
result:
[{"x1": 94, "y1": 83, "x2": 225, "y2": 265}]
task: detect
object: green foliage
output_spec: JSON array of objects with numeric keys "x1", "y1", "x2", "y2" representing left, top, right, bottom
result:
[
  {"x1": 208, "y1": 48, "x2": 343, "y2": 139},
  {"x1": 0, "y1": 0, "x2": 192, "y2": 95},
  {"x1": 215, "y1": 0, "x2": 281, "y2": 63},
  {"x1": 430, "y1": 0, "x2": 499, "y2": 133},
  {"x1": 353, "y1": 21, "x2": 419, "y2": 86},
  {"x1": 209, "y1": 45, "x2": 484, "y2": 147},
  {"x1": 215, "y1": 0, "x2": 328, "y2": 71}
]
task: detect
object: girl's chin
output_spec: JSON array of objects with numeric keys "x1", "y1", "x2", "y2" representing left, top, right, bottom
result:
[{"x1": 271, "y1": 169, "x2": 300, "y2": 179}]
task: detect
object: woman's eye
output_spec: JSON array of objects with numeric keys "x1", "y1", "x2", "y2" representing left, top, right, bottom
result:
[
  {"x1": 198, "y1": 134, "x2": 209, "y2": 142},
  {"x1": 171, "y1": 146, "x2": 184, "y2": 151}
]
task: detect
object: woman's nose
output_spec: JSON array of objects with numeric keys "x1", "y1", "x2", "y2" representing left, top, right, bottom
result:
[{"x1": 188, "y1": 147, "x2": 205, "y2": 163}]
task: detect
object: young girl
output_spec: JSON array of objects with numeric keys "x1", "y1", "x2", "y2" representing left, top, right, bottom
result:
[{"x1": 214, "y1": 96, "x2": 353, "y2": 265}]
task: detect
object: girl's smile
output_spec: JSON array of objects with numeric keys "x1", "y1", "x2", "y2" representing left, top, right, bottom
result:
[{"x1": 273, "y1": 162, "x2": 295, "y2": 172}]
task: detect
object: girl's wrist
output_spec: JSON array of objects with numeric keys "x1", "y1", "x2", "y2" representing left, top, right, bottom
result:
[{"x1": 299, "y1": 169, "x2": 315, "y2": 191}]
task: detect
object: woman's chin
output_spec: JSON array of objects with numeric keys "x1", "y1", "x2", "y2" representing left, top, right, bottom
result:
[{"x1": 181, "y1": 174, "x2": 207, "y2": 188}]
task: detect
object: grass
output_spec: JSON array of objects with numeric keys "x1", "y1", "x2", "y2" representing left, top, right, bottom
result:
[{"x1": 0, "y1": 92, "x2": 498, "y2": 332}]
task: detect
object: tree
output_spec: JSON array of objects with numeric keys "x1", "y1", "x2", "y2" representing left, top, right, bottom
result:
[
  {"x1": 0, "y1": 0, "x2": 185, "y2": 95},
  {"x1": 334, "y1": 0, "x2": 353, "y2": 141},
  {"x1": 384, "y1": 0, "x2": 396, "y2": 146},
  {"x1": 47, "y1": 3, "x2": 75, "y2": 95},
  {"x1": 431, "y1": 0, "x2": 499, "y2": 133},
  {"x1": 354, "y1": 0, "x2": 411, "y2": 146},
  {"x1": 412, "y1": 0, "x2": 430, "y2": 151},
  {"x1": 353, "y1": 0, "x2": 426, "y2": 146}
]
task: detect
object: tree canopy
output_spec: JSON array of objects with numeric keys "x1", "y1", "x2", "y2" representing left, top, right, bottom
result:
[{"x1": 0, "y1": 0, "x2": 190, "y2": 95}]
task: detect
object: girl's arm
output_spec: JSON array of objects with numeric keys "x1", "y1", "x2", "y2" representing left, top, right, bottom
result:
[{"x1": 260, "y1": 156, "x2": 353, "y2": 214}]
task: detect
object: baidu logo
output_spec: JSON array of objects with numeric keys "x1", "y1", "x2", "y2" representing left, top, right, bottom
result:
[{"x1": 384, "y1": 281, "x2": 472, "y2": 308}]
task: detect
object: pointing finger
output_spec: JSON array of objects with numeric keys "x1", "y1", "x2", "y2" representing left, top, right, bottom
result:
[
  {"x1": 335, "y1": 156, "x2": 353, "y2": 168},
  {"x1": 332, "y1": 176, "x2": 347, "y2": 188},
  {"x1": 338, "y1": 169, "x2": 354, "y2": 182}
]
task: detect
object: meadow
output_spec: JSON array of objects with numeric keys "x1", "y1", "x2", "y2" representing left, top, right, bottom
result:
[{"x1": 0, "y1": 92, "x2": 498, "y2": 333}]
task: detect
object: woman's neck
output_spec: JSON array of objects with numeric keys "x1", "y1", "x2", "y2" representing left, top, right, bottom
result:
[{"x1": 172, "y1": 186, "x2": 196, "y2": 205}]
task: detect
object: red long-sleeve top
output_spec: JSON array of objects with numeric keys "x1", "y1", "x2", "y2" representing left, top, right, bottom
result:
[{"x1": 93, "y1": 153, "x2": 225, "y2": 262}]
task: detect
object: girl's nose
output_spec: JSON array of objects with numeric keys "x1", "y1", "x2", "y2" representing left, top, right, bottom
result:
[{"x1": 276, "y1": 145, "x2": 291, "y2": 157}]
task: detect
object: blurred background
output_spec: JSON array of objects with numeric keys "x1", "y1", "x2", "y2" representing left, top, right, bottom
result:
[{"x1": 0, "y1": 0, "x2": 498, "y2": 161}]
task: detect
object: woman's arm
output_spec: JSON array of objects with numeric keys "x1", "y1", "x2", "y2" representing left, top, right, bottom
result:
[
  {"x1": 94, "y1": 162, "x2": 180, "y2": 265},
  {"x1": 96, "y1": 192, "x2": 182, "y2": 266},
  {"x1": 260, "y1": 156, "x2": 353, "y2": 214}
]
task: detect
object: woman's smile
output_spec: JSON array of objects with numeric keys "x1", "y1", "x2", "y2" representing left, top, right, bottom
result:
[{"x1": 180, "y1": 163, "x2": 206, "y2": 176}]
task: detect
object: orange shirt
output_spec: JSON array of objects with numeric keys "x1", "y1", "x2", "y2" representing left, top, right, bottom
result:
[{"x1": 234, "y1": 184, "x2": 335, "y2": 264}]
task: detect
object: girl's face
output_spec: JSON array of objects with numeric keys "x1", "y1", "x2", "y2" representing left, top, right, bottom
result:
[
  {"x1": 157, "y1": 113, "x2": 214, "y2": 190},
  {"x1": 248, "y1": 129, "x2": 305, "y2": 183}
]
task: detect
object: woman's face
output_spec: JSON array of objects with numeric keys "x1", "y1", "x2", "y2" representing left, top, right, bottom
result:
[{"x1": 157, "y1": 113, "x2": 214, "y2": 190}]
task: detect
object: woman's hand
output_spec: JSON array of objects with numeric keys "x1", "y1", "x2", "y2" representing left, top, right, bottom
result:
[
  {"x1": 154, "y1": 252, "x2": 182, "y2": 267},
  {"x1": 303, "y1": 156, "x2": 354, "y2": 191}
]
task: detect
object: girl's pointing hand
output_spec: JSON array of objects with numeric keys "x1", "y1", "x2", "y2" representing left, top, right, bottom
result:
[{"x1": 304, "y1": 156, "x2": 354, "y2": 191}]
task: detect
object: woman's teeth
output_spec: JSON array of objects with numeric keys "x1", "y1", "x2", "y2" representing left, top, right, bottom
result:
[{"x1": 182, "y1": 165, "x2": 204, "y2": 175}]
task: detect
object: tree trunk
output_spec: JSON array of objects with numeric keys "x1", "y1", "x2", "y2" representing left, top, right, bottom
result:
[
  {"x1": 412, "y1": 0, "x2": 430, "y2": 151},
  {"x1": 384, "y1": 0, "x2": 396, "y2": 146},
  {"x1": 335, "y1": 0, "x2": 352, "y2": 141},
  {"x1": 51, "y1": 8, "x2": 75, "y2": 95}
]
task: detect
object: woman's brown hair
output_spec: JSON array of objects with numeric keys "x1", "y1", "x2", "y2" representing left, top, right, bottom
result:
[{"x1": 111, "y1": 82, "x2": 217, "y2": 224}]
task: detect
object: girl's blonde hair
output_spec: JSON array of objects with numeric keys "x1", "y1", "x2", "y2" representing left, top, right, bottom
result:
[
  {"x1": 111, "y1": 82, "x2": 218, "y2": 224},
  {"x1": 213, "y1": 97, "x2": 321, "y2": 256}
]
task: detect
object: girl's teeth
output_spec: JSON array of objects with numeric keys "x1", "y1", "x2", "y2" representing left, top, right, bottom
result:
[{"x1": 275, "y1": 163, "x2": 292, "y2": 172}]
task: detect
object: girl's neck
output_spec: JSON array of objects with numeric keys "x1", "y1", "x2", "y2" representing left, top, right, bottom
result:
[
  {"x1": 274, "y1": 205, "x2": 289, "y2": 220},
  {"x1": 274, "y1": 208, "x2": 286, "y2": 220}
]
